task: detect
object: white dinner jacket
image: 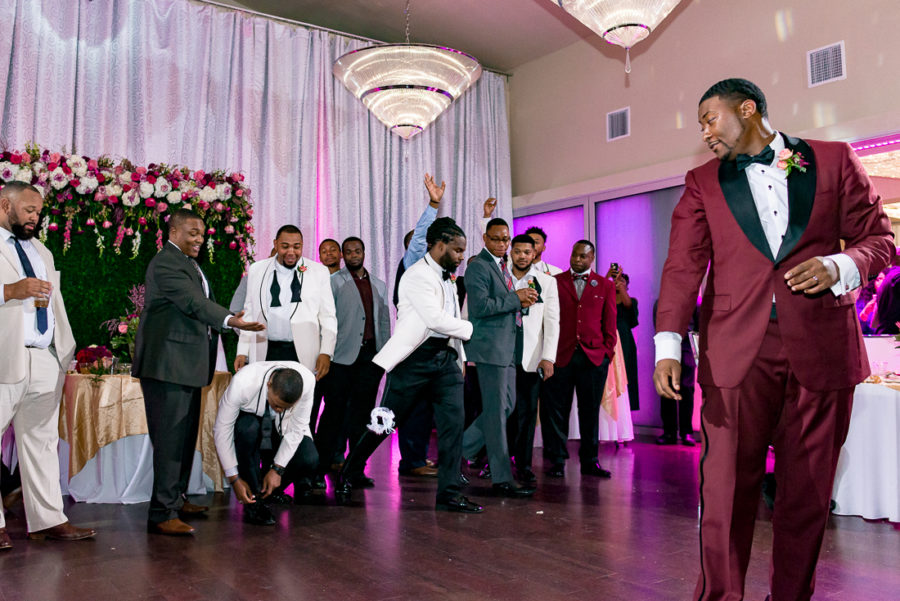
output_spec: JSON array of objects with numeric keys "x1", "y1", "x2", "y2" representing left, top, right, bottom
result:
[
  {"x1": 213, "y1": 361, "x2": 315, "y2": 476},
  {"x1": 520, "y1": 270, "x2": 560, "y2": 372},
  {"x1": 0, "y1": 237, "x2": 75, "y2": 384},
  {"x1": 236, "y1": 257, "x2": 337, "y2": 372},
  {"x1": 373, "y1": 256, "x2": 472, "y2": 373}
]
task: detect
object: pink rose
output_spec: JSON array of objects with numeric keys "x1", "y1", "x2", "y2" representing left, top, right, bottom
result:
[
  {"x1": 146, "y1": 174, "x2": 157, "y2": 184},
  {"x1": 102, "y1": 220, "x2": 112, "y2": 229},
  {"x1": 48, "y1": 222, "x2": 58, "y2": 231},
  {"x1": 207, "y1": 227, "x2": 216, "y2": 235},
  {"x1": 235, "y1": 189, "x2": 243, "y2": 197},
  {"x1": 156, "y1": 202, "x2": 168, "y2": 213},
  {"x1": 778, "y1": 149, "x2": 793, "y2": 160},
  {"x1": 776, "y1": 160, "x2": 788, "y2": 170},
  {"x1": 86, "y1": 218, "x2": 96, "y2": 226},
  {"x1": 224, "y1": 225, "x2": 234, "y2": 234},
  {"x1": 145, "y1": 198, "x2": 156, "y2": 208},
  {"x1": 131, "y1": 172, "x2": 141, "y2": 182},
  {"x1": 197, "y1": 200, "x2": 210, "y2": 211},
  {"x1": 49, "y1": 152, "x2": 61, "y2": 163},
  {"x1": 138, "y1": 217, "x2": 147, "y2": 225},
  {"x1": 108, "y1": 196, "x2": 119, "y2": 205},
  {"x1": 125, "y1": 228, "x2": 133, "y2": 235},
  {"x1": 88, "y1": 159, "x2": 99, "y2": 170},
  {"x1": 193, "y1": 170, "x2": 205, "y2": 181},
  {"x1": 229, "y1": 241, "x2": 237, "y2": 249},
  {"x1": 117, "y1": 323, "x2": 129, "y2": 334},
  {"x1": 9, "y1": 153, "x2": 22, "y2": 165},
  {"x1": 213, "y1": 202, "x2": 224, "y2": 213},
  {"x1": 135, "y1": 166, "x2": 147, "y2": 175}
]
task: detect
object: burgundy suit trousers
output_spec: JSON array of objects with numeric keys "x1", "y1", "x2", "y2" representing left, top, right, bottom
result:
[{"x1": 695, "y1": 319, "x2": 853, "y2": 601}]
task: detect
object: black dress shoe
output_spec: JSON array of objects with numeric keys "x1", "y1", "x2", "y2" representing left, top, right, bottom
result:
[
  {"x1": 516, "y1": 467, "x2": 537, "y2": 484},
  {"x1": 546, "y1": 464, "x2": 565, "y2": 478},
  {"x1": 312, "y1": 474, "x2": 327, "y2": 490},
  {"x1": 656, "y1": 434, "x2": 677, "y2": 445},
  {"x1": 243, "y1": 502, "x2": 276, "y2": 526},
  {"x1": 263, "y1": 491, "x2": 293, "y2": 506},
  {"x1": 681, "y1": 434, "x2": 697, "y2": 446},
  {"x1": 349, "y1": 475, "x2": 375, "y2": 488},
  {"x1": 478, "y1": 465, "x2": 492, "y2": 479},
  {"x1": 580, "y1": 462, "x2": 612, "y2": 478},
  {"x1": 458, "y1": 472, "x2": 470, "y2": 486},
  {"x1": 436, "y1": 495, "x2": 483, "y2": 513},
  {"x1": 492, "y1": 482, "x2": 536, "y2": 498},
  {"x1": 334, "y1": 477, "x2": 352, "y2": 506}
]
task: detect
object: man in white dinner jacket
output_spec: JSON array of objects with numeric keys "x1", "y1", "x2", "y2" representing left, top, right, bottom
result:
[
  {"x1": 235, "y1": 225, "x2": 337, "y2": 377},
  {"x1": 0, "y1": 182, "x2": 94, "y2": 548},
  {"x1": 214, "y1": 361, "x2": 317, "y2": 525},
  {"x1": 335, "y1": 217, "x2": 482, "y2": 513},
  {"x1": 505, "y1": 234, "x2": 560, "y2": 484}
]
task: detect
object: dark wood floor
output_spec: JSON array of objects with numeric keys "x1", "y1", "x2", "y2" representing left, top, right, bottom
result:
[{"x1": 1, "y1": 438, "x2": 898, "y2": 601}]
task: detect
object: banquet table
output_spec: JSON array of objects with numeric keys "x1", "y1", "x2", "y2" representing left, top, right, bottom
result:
[
  {"x1": 56, "y1": 371, "x2": 231, "y2": 503},
  {"x1": 831, "y1": 381, "x2": 900, "y2": 522}
]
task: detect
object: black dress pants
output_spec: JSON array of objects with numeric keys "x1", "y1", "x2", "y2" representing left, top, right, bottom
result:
[
  {"x1": 342, "y1": 341, "x2": 464, "y2": 499},
  {"x1": 541, "y1": 347, "x2": 611, "y2": 466},
  {"x1": 317, "y1": 340, "x2": 383, "y2": 474},
  {"x1": 141, "y1": 378, "x2": 202, "y2": 524},
  {"x1": 508, "y1": 366, "x2": 541, "y2": 470},
  {"x1": 660, "y1": 382, "x2": 695, "y2": 438},
  {"x1": 234, "y1": 411, "x2": 318, "y2": 493}
]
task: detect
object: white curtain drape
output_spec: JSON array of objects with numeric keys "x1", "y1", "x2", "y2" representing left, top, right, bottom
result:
[{"x1": 0, "y1": 0, "x2": 512, "y2": 284}]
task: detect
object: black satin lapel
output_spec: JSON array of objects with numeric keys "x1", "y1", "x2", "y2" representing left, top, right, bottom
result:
[
  {"x1": 719, "y1": 159, "x2": 775, "y2": 262},
  {"x1": 775, "y1": 135, "x2": 816, "y2": 265}
]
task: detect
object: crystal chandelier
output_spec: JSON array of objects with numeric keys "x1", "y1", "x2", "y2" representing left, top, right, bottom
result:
[
  {"x1": 333, "y1": 1, "x2": 482, "y2": 140},
  {"x1": 551, "y1": 0, "x2": 682, "y2": 73}
]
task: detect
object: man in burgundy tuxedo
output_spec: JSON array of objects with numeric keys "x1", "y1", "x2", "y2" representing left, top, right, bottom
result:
[
  {"x1": 541, "y1": 240, "x2": 617, "y2": 479},
  {"x1": 653, "y1": 79, "x2": 893, "y2": 601}
]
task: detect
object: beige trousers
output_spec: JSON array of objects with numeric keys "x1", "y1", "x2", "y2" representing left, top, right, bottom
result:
[{"x1": 0, "y1": 347, "x2": 67, "y2": 531}]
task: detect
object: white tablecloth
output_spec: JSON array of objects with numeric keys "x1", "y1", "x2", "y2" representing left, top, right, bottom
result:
[{"x1": 831, "y1": 383, "x2": 900, "y2": 522}]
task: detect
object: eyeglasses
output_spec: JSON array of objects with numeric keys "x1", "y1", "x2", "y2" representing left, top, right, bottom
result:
[{"x1": 486, "y1": 236, "x2": 510, "y2": 243}]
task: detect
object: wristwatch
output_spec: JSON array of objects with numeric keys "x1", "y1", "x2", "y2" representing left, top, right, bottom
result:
[{"x1": 270, "y1": 463, "x2": 285, "y2": 476}]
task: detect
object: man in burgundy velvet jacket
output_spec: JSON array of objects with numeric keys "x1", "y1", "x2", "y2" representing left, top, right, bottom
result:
[
  {"x1": 653, "y1": 79, "x2": 893, "y2": 601},
  {"x1": 541, "y1": 240, "x2": 617, "y2": 479}
]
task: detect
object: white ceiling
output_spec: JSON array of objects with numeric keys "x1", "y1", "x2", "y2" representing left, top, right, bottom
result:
[{"x1": 211, "y1": 0, "x2": 600, "y2": 72}]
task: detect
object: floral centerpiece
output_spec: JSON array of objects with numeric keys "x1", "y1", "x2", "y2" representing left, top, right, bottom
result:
[
  {"x1": 75, "y1": 345, "x2": 114, "y2": 375},
  {"x1": 102, "y1": 284, "x2": 145, "y2": 361},
  {"x1": 0, "y1": 143, "x2": 255, "y2": 265}
]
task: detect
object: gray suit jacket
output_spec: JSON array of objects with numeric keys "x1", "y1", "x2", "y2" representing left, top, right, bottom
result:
[
  {"x1": 463, "y1": 248, "x2": 522, "y2": 366},
  {"x1": 331, "y1": 267, "x2": 391, "y2": 365},
  {"x1": 133, "y1": 243, "x2": 231, "y2": 387}
]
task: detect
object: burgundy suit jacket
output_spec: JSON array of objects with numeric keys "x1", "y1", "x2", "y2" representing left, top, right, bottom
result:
[
  {"x1": 555, "y1": 270, "x2": 618, "y2": 368},
  {"x1": 656, "y1": 135, "x2": 893, "y2": 391}
]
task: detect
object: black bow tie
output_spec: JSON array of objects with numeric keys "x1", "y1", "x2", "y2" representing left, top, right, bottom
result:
[
  {"x1": 573, "y1": 274, "x2": 589, "y2": 281},
  {"x1": 736, "y1": 146, "x2": 775, "y2": 171},
  {"x1": 442, "y1": 270, "x2": 452, "y2": 281}
]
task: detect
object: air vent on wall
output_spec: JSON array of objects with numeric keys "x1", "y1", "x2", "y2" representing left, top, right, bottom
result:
[
  {"x1": 607, "y1": 107, "x2": 630, "y2": 141},
  {"x1": 807, "y1": 41, "x2": 846, "y2": 87}
]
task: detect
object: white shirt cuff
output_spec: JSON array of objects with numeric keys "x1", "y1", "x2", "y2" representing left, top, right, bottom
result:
[
  {"x1": 224, "y1": 466, "x2": 238, "y2": 478},
  {"x1": 0, "y1": 284, "x2": 5, "y2": 306},
  {"x1": 222, "y1": 314, "x2": 232, "y2": 329},
  {"x1": 654, "y1": 331, "x2": 683, "y2": 364},
  {"x1": 824, "y1": 254, "x2": 860, "y2": 296}
]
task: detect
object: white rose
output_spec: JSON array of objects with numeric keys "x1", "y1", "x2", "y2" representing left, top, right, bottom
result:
[
  {"x1": 76, "y1": 175, "x2": 98, "y2": 194},
  {"x1": 178, "y1": 179, "x2": 194, "y2": 191},
  {"x1": 215, "y1": 183, "x2": 232, "y2": 200},
  {"x1": 67, "y1": 155, "x2": 88, "y2": 177},
  {"x1": 105, "y1": 183, "x2": 122, "y2": 197},
  {"x1": 50, "y1": 167, "x2": 69, "y2": 190},
  {"x1": 122, "y1": 189, "x2": 140, "y2": 207},
  {"x1": 199, "y1": 186, "x2": 218, "y2": 203},
  {"x1": 14, "y1": 167, "x2": 33, "y2": 183},
  {"x1": 154, "y1": 178, "x2": 172, "y2": 197},
  {"x1": 118, "y1": 172, "x2": 132, "y2": 185},
  {"x1": 166, "y1": 190, "x2": 182, "y2": 204},
  {"x1": 139, "y1": 181, "x2": 154, "y2": 199}
]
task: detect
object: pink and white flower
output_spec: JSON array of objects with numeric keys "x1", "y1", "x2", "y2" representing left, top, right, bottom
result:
[
  {"x1": 154, "y1": 178, "x2": 172, "y2": 197},
  {"x1": 67, "y1": 155, "x2": 88, "y2": 177},
  {"x1": 14, "y1": 167, "x2": 33, "y2": 184},
  {"x1": 122, "y1": 188, "x2": 140, "y2": 207},
  {"x1": 198, "y1": 185, "x2": 217, "y2": 203},
  {"x1": 76, "y1": 175, "x2": 98, "y2": 194},
  {"x1": 50, "y1": 167, "x2": 69, "y2": 190},
  {"x1": 215, "y1": 183, "x2": 232, "y2": 200},
  {"x1": 139, "y1": 181, "x2": 154, "y2": 199},
  {"x1": 0, "y1": 162, "x2": 15, "y2": 181}
]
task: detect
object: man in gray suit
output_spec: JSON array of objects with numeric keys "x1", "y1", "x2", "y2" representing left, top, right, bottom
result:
[
  {"x1": 134, "y1": 209, "x2": 264, "y2": 536},
  {"x1": 316, "y1": 237, "x2": 391, "y2": 487},
  {"x1": 462, "y1": 218, "x2": 538, "y2": 497}
]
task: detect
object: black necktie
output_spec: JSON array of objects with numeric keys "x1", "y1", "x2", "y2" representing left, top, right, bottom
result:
[
  {"x1": 270, "y1": 272, "x2": 282, "y2": 307},
  {"x1": 736, "y1": 146, "x2": 775, "y2": 170},
  {"x1": 290, "y1": 271, "x2": 302, "y2": 303},
  {"x1": 13, "y1": 238, "x2": 48, "y2": 333},
  {"x1": 442, "y1": 270, "x2": 451, "y2": 281}
]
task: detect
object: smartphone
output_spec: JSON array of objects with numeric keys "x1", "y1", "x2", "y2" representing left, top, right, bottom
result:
[
  {"x1": 610, "y1": 262, "x2": 619, "y2": 275},
  {"x1": 537, "y1": 366, "x2": 545, "y2": 380}
]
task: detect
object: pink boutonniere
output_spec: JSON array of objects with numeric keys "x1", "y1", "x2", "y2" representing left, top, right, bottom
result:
[
  {"x1": 298, "y1": 264, "x2": 308, "y2": 273},
  {"x1": 776, "y1": 149, "x2": 809, "y2": 177},
  {"x1": 544, "y1": 269, "x2": 551, "y2": 275},
  {"x1": 449, "y1": 274, "x2": 457, "y2": 283}
]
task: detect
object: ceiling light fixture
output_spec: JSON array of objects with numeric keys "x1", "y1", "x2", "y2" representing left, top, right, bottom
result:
[
  {"x1": 333, "y1": 0, "x2": 482, "y2": 140},
  {"x1": 551, "y1": 0, "x2": 682, "y2": 73}
]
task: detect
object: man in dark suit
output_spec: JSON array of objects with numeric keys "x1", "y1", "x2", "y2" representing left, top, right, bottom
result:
[
  {"x1": 316, "y1": 237, "x2": 390, "y2": 486},
  {"x1": 542, "y1": 240, "x2": 617, "y2": 479},
  {"x1": 133, "y1": 209, "x2": 264, "y2": 536},
  {"x1": 653, "y1": 79, "x2": 893, "y2": 601},
  {"x1": 653, "y1": 299, "x2": 698, "y2": 446},
  {"x1": 461, "y1": 218, "x2": 538, "y2": 497}
]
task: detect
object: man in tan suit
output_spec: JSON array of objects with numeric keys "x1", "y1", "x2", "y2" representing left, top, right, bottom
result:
[{"x1": 0, "y1": 182, "x2": 95, "y2": 549}]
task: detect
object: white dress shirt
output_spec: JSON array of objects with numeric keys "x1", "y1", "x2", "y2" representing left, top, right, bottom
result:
[
  {"x1": 511, "y1": 264, "x2": 540, "y2": 289},
  {"x1": 167, "y1": 240, "x2": 231, "y2": 331},
  {"x1": 654, "y1": 133, "x2": 861, "y2": 363},
  {"x1": 213, "y1": 360, "x2": 315, "y2": 478},
  {"x1": 423, "y1": 254, "x2": 458, "y2": 339},
  {"x1": 534, "y1": 259, "x2": 563, "y2": 276},
  {"x1": 265, "y1": 260, "x2": 304, "y2": 342},
  {"x1": 0, "y1": 226, "x2": 55, "y2": 348}
]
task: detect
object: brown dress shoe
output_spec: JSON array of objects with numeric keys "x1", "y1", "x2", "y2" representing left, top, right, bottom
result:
[
  {"x1": 179, "y1": 501, "x2": 209, "y2": 514},
  {"x1": 2, "y1": 487, "x2": 22, "y2": 510},
  {"x1": 0, "y1": 528, "x2": 12, "y2": 550},
  {"x1": 401, "y1": 465, "x2": 439, "y2": 478},
  {"x1": 27, "y1": 521, "x2": 96, "y2": 541},
  {"x1": 147, "y1": 518, "x2": 195, "y2": 536}
]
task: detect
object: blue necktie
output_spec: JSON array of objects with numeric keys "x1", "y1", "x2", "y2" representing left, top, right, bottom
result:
[{"x1": 13, "y1": 238, "x2": 48, "y2": 334}]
